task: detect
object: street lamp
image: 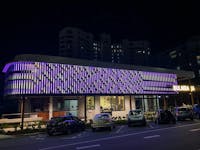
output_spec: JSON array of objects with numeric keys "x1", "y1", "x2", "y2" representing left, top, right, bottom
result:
[{"x1": 20, "y1": 96, "x2": 27, "y2": 130}]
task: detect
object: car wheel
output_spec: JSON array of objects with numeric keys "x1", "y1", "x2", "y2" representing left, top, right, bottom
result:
[
  {"x1": 109, "y1": 126, "x2": 112, "y2": 131},
  {"x1": 143, "y1": 121, "x2": 147, "y2": 126},
  {"x1": 81, "y1": 126, "x2": 85, "y2": 131},
  {"x1": 142, "y1": 118, "x2": 146, "y2": 126},
  {"x1": 67, "y1": 129, "x2": 72, "y2": 134},
  {"x1": 47, "y1": 130, "x2": 54, "y2": 136},
  {"x1": 176, "y1": 117, "x2": 179, "y2": 121},
  {"x1": 92, "y1": 128, "x2": 96, "y2": 132}
]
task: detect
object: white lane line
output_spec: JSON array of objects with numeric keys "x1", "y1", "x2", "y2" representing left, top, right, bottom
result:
[
  {"x1": 39, "y1": 122, "x2": 200, "y2": 150},
  {"x1": 76, "y1": 144, "x2": 100, "y2": 150},
  {"x1": 149, "y1": 124, "x2": 154, "y2": 129},
  {"x1": 189, "y1": 128, "x2": 200, "y2": 132},
  {"x1": 36, "y1": 137, "x2": 45, "y2": 140},
  {"x1": 116, "y1": 125, "x2": 124, "y2": 134},
  {"x1": 61, "y1": 136, "x2": 77, "y2": 140},
  {"x1": 144, "y1": 135, "x2": 160, "y2": 139}
]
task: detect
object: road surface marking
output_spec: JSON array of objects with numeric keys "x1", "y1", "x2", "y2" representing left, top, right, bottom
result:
[
  {"x1": 36, "y1": 137, "x2": 45, "y2": 140},
  {"x1": 149, "y1": 124, "x2": 154, "y2": 128},
  {"x1": 61, "y1": 136, "x2": 77, "y2": 140},
  {"x1": 39, "y1": 122, "x2": 200, "y2": 150},
  {"x1": 116, "y1": 125, "x2": 124, "y2": 134},
  {"x1": 144, "y1": 135, "x2": 160, "y2": 139},
  {"x1": 189, "y1": 128, "x2": 200, "y2": 132},
  {"x1": 76, "y1": 144, "x2": 100, "y2": 150}
]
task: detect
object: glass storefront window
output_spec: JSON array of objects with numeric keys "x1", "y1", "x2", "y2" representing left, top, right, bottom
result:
[
  {"x1": 86, "y1": 96, "x2": 95, "y2": 110},
  {"x1": 100, "y1": 96, "x2": 125, "y2": 111}
]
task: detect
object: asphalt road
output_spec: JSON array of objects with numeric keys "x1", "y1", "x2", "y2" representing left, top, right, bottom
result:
[{"x1": 0, "y1": 120, "x2": 200, "y2": 150}]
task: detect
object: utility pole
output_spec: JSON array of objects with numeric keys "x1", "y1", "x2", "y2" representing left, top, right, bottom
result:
[{"x1": 189, "y1": 80, "x2": 195, "y2": 106}]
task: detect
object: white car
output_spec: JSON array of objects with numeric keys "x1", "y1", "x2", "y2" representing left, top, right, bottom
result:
[
  {"x1": 91, "y1": 113, "x2": 115, "y2": 131},
  {"x1": 128, "y1": 109, "x2": 146, "y2": 127}
]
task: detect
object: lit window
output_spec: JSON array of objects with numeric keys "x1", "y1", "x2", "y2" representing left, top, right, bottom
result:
[
  {"x1": 100, "y1": 96, "x2": 125, "y2": 111},
  {"x1": 86, "y1": 96, "x2": 95, "y2": 110}
]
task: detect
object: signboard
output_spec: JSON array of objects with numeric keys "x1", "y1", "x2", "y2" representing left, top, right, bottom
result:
[{"x1": 173, "y1": 85, "x2": 195, "y2": 92}]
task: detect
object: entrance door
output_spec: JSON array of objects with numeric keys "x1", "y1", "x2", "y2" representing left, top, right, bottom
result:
[{"x1": 64, "y1": 100, "x2": 78, "y2": 116}]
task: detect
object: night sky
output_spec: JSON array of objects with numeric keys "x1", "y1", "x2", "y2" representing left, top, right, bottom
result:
[{"x1": 1, "y1": 1, "x2": 200, "y2": 68}]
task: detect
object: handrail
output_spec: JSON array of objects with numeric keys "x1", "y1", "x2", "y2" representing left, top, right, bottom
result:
[
  {"x1": 0, "y1": 117, "x2": 43, "y2": 124},
  {"x1": 2, "y1": 112, "x2": 38, "y2": 119}
]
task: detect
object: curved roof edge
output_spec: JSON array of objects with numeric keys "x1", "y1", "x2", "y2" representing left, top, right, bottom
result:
[{"x1": 13, "y1": 54, "x2": 195, "y2": 80}]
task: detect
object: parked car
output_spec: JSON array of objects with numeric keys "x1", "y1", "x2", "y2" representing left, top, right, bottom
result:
[
  {"x1": 127, "y1": 109, "x2": 146, "y2": 127},
  {"x1": 46, "y1": 115, "x2": 85, "y2": 136},
  {"x1": 91, "y1": 113, "x2": 115, "y2": 131},
  {"x1": 155, "y1": 109, "x2": 176, "y2": 124},
  {"x1": 193, "y1": 104, "x2": 200, "y2": 119},
  {"x1": 174, "y1": 107, "x2": 194, "y2": 121}
]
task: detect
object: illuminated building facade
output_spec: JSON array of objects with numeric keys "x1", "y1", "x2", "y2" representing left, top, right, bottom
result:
[{"x1": 2, "y1": 54, "x2": 194, "y2": 121}]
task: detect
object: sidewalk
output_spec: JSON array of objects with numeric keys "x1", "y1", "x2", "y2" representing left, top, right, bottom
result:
[{"x1": 0, "y1": 134, "x2": 15, "y2": 140}]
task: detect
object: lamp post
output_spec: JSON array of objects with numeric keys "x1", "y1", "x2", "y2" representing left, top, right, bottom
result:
[
  {"x1": 188, "y1": 79, "x2": 195, "y2": 106},
  {"x1": 189, "y1": 87, "x2": 195, "y2": 106},
  {"x1": 20, "y1": 96, "x2": 27, "y2": 130},
  {"x1": 20, "y1": 96, "x2": 25, "y2": 130}
]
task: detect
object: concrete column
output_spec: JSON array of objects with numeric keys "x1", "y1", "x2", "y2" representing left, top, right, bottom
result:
[
  {"x1": 84, "y1": 96, "x2": 87, "y2": 122},
  {"x1": 95, "y1": 96, "x2": 100, "y2": 114},
  {"x1": 78, "y1": 96, "x2": 85, "y2": 120},
  {"x1": 156, "y1": 98, "x2": 160, "y2": 110},
  {"x1": 153, "y1": 99, "x2": 157, "y2": 111},
  {"x1": 24, "y1": 99, "x2": 31, "y2": 113},
  {"x1": 131, "y1": 96, "x2": 136, "y2": 110},
  {"x1": 49, "y1": 96, "x2": 53, "y2": 120},
  {"x1": 163, "y1": 96, "x2": 167, "y2": 110},
  {"x1": 144, "y1": 96, "x2": 148, "y2": 112},
  {"x1": 124, "y1": 96, "x2": 131, "y2": 115},
  {"x1": 144, "y1": 99, "x2": 149, "y2": 112}
]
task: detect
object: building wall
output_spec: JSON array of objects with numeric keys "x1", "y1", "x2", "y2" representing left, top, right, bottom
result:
[
  {"x1": 78, "y1": 96, "x2": 85, "y2": 120},
  {"x1": 59, "y1": 27, "x2": 94, "y2": 60},
  {"x1": 3, "y1": 61, "x2": 178, "y2": 96},
  {"x1": 111, "y1": 96, "x2": 131, "y2": 118},
  {"x1": 131, "y1": 96, "x2": 136, "y2": 110},
  {"x1": 122, "y1": 40, "x2": 151, "y2": 65},
  {"x1": 86, "y1": 96, "x2": 101, "y2": 121}
]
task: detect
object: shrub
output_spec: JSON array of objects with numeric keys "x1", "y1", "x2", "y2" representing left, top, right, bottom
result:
[{"x1": 114, "y1": 120, "x2": 127, "y2": 125}]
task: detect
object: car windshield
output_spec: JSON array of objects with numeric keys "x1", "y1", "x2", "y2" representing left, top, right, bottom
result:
[
  {"x1": 130, "y1": 110, "x2": 142, "y2": 115},
  {"x1": 178, "y1": 108, "x2": 188, "y2": 111},
  {"x1": 94, "y1": 114, "x2": 109, "y2": 120},
  {"x1": 51, "y1": 116, "x2": 72, "y2": 122}
]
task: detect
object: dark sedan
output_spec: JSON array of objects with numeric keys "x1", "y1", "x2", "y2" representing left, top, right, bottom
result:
[
  {"x1": 155, "y1": 109, "x2": 176, "y2": 124},
  {"x1": 46, "y1": 115, "x2": 85, "y2": 136}
]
